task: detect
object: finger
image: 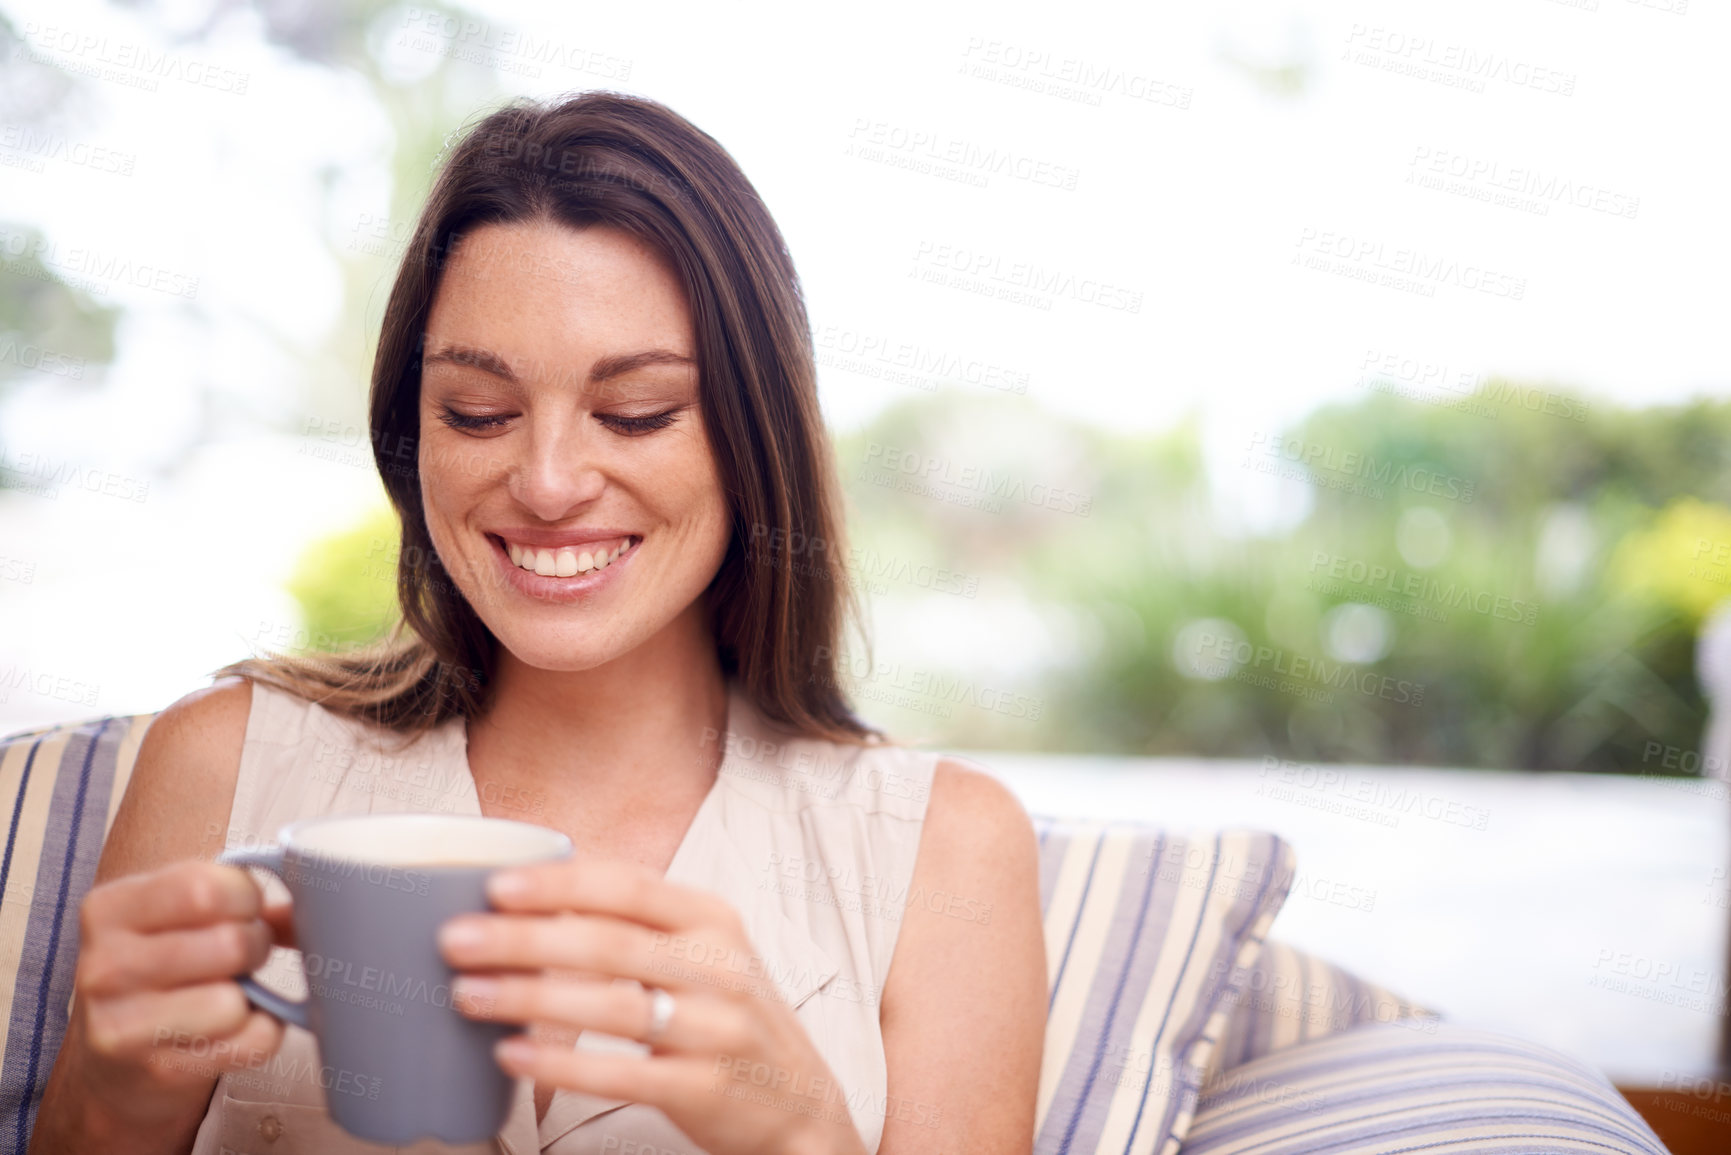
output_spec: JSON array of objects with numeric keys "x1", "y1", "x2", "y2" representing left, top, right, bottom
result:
[
  {"x1": 484, "y1": 858, "x2": 733, "y2": 936},
  {"x1": 490, "y1": 1036, "x2": 697, "y2": 1107},
  {"x1": 79, "y1": 919, "x2": 272, "y2": 996},
  {"x1": 440, "y1": 912, "x2": 723, "y2": 994},
  {"x1": 453, "y1": 975, "x2": 750, "y2": 1055},
  {"x1": 261, "y1": 899, "x2": 296, "y2": 950},
  {"x1": 84, "y1": 980, "x2": 257, "y2": 1060},
  {"x1": 143, "y1": 1011, "x2": 287, "y2": 1084},
  {"x1": 84, "y1": 861, "x2": 262, "y2": 934}
]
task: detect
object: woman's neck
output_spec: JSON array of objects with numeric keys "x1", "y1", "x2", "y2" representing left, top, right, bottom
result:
[{"x1": 463, "y1": 602, "x2": 731, "y2": 811}]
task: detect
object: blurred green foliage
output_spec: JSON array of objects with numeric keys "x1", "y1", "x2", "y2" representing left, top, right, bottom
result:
[
  {"x1": 836, "y1": 386, "x2": 1731, "y2": 772},
  {"x1": 287, "y1": 504, "x2": 400, "y2": 650}
]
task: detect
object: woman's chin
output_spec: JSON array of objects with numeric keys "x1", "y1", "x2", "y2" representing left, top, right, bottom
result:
[{"x1": 487, "y1": 620, "x2": 646, "y2": 674}]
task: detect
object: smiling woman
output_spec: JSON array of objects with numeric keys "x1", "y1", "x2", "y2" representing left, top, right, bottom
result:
[{"x1": 27, "y1": 92, "x2": 1045, "y2": 1155}]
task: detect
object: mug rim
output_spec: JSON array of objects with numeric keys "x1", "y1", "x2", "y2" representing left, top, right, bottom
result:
[{"x1": 272, "y1": 812, "x2": 572, "y2": 870}]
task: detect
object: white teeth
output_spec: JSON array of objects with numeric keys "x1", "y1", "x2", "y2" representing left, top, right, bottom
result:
[{"x1": 506, "y1": 536, "x2": 634, "y2": 575}]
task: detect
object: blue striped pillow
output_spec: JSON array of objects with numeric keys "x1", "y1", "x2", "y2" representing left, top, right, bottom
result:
[
  {"x1": 1201, "y1": 940, "x2": 1438, "y2": 1085},
  {"x1": 1032, "y1": 817, "x2": 1297, "y2": 1155},
  {"x1": 0, "y1": 715, "x2": 152, "y2": 1150},
  {"x1": 1182, "y1": 1020, "x2": 1670, "y2": 1155}
]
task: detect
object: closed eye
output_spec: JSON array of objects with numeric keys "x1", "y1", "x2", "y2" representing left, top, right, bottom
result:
[
  {"x1": 598, "y1": 409, "x2": 682, "y2": 435},
  {"x1": 437, "y1": 406, "x2": 512, "y2": 432}
]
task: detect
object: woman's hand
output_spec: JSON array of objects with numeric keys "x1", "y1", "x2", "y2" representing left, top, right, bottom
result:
[
  {"x1": 64, "y1": 861, "x2": 290, "y2": 1126},
  {"x1": 439, "y1": 858, "x2": 868, "y2": 1155}
]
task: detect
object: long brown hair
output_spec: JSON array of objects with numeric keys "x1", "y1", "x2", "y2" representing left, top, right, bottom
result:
[{"x1": 217, "y1": 91, "x2": 873, "y2": 743}]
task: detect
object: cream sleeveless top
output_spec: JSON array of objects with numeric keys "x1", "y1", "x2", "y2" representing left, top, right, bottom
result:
[{"x1": 189, "y1": 679, "x2": 937, "y2": 1155}]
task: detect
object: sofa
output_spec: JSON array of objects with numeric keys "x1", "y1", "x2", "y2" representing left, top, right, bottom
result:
[{"x1": 0, "y1": 712, "x2": 1672, "y2": 1154}]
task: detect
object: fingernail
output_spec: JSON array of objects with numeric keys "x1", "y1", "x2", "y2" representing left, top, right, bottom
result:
[
  {"x1": 487, "y1": 870, "x2": 531, "y2": 901},
  {"x1": 496, "y1": 1037, "x2": 536, "y2": 1067},
  {"x1": 438, "y1": 919, "x2": 485, "y2": 952},
  {"x1": 453, "y1": 976, "x2": 498, "y2": 1013}
]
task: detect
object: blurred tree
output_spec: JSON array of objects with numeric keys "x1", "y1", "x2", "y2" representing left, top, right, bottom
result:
[
  {"x1": 0, "y1": 16, "x2": 121, "y2": 479},
  {"x1": 286, "y1": 503, "x2": 400, "y2": 650},
  {"x1": 836, "y1": 386, "x2": 1728, "y2": 774}
]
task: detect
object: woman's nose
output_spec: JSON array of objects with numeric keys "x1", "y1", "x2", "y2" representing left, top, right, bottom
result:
[{"x1": 506, "y1": 423, "x2": 605, "y2": 521}]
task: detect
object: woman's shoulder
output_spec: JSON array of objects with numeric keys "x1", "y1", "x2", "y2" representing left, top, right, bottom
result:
[
  {"x1": 136, "y1": 675, "x2": 256, "y2": 788},
  {"x1": 922, "y1": 755, "x2": 1038, "y2": 862},
  {"x1": 97, "y1": 676, "x2": 256, "y2": 881}
]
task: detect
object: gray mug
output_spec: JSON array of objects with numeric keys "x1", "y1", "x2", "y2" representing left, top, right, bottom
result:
[{"x1": 218, "y1": 812, "x2": 572, "y2": 1145}]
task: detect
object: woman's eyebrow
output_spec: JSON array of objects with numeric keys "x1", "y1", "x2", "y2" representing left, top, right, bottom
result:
[{"x1": 422, "y1": 343, "x2": 694, "y2": 385}]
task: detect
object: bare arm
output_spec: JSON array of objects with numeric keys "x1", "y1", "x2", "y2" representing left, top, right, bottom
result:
[
  {"x1": 28, "y1": 677, "x2": 284, "y2": 1155},
  {"x1": 878, "y1": 759, "x2": 1046, "y2": 1154}
]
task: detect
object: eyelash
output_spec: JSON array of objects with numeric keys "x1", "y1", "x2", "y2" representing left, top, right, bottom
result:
[{"x1": 435, "y1": 407, "x2": 681, "y2": 435}]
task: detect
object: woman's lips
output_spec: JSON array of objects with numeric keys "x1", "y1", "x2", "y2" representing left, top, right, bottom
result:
[{"x1": 486, "y1": 534, "x2": 638, "y2": 599}]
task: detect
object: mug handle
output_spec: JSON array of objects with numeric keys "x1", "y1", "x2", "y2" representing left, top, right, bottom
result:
[{"x1": 216, "y1": 846, "x2": 311, "y2": 1030}]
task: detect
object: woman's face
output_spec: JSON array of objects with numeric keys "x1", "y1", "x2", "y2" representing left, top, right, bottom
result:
[{"x1": 416, "y1": 219, "x2": 731, "y2": 672}]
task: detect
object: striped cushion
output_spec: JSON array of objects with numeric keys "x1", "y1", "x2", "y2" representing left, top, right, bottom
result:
[
  {"x1": 1180, "y1": 1021, "x2": 1670, "y2": 1155},
  {"x1": 1032, "y1": 816, "x2": 1297, "y2": 1155},
  {"x1": 0, "y1": 713, "x2": 155, "y2": 1149},
  {"x1": 1201, "y1": 940, "x2": 1438, "y2": 1089}
]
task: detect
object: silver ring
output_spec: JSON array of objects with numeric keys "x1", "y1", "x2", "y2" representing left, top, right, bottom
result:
[{"x1": 645, "y1": 987, "x2": 675, "y2": 1045}]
